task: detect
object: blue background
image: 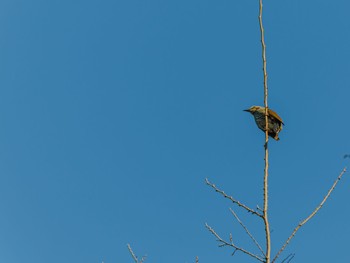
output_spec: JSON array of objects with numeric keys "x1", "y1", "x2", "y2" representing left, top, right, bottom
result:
[{"x1": 0, "y1": 0, "x2": 349, "y2": 262}]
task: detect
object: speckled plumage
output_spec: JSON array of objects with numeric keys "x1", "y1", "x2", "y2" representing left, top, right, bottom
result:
[{"x1": 244, "y1": 106, "x2": 284, "y2": 140}]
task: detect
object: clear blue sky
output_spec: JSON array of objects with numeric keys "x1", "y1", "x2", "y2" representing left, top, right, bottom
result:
[{"x1": 1, "y1": 0, "x2": 350, "y2": 262}]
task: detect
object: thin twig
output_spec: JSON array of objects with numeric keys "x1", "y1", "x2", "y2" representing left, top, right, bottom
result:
[
  {"x1": 140, "y1": 255, "x2": 147, "y2": 263},
  {"x1": 205, "y1": 223, "x2": 265, "y2": 262},
  {"x1": 205, "y1": 178, "x2": 262, "y2": 217},
  {"x1": 272, "y1": 167, "x2": 347, "y2": 263},
  {"x1": 230, "y1": 208, "x2": 265, "y2": 256},
  {"x1": 258, "y1": 0, "x2": 271, "y2": 261},
  {"x1": 195, "y1": 256, "x2": 199, "y2": 263},
  {"x1": 281, "y1": 253, "x2": 295, "y2": 263},
  {"x1": 127, "y1": 244, "x2": 146, "y2": 263},
  {"x1": 127, "y1": 244, "x2": 138, "y2": 263},
  {"x1": 286, "y1": 255, "x2": 295, "y2": 263}
]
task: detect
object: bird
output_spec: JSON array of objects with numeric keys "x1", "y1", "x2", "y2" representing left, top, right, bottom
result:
[{"x1": 244, "y1": 105, "x2": 284, "y2": 140}]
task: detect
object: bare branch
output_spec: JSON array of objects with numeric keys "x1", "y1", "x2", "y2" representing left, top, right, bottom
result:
[
  {"x1": 127, "y1": 244, "x2": 146, "y2": 263},
  {"x1": 257, "y1": 205, "x2": 263, "y2": 213},
  {"x1": 205, "y1": 223, "x2": 265, "y2": 262},
  {"x1": 127, "y1": 244, "x2": 138, "y2": 263},
  {"x1": 195, "y1": 256, "x2": 199, "y2": 263},
  {"x1": 140, "y1": 255, "x2": 147, "y2": 263},
  {"x1": 258, "y1": 0, "x2": 271, "y2": 260},
  {"x1": 281, "y1": 253, "x2": 295, "y2": 263},
  {"x1": 272, "y1": 167, "x2": 347, "y2": 263},
  {"x1": 230, "y1": 208, "x2": 265, "y2": 256},
  {"x1": 205, "y1": 178, "x2": 262, "y2": 217}
]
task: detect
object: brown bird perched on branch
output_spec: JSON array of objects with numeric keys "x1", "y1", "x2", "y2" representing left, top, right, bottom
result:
[{"x1": 244, "y1": 105, "x2": 284, "y2": 141}]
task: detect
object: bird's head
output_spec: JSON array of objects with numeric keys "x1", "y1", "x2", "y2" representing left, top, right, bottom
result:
[{"x1": 244, "y1": 105, "x2": 264, "y2": 114}]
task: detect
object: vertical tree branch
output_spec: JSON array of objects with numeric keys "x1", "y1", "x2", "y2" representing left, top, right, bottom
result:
[{"x1": 258, "y1": 0, "x2": 271, "y2": 262}]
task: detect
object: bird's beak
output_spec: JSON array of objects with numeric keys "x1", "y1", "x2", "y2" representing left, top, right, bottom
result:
[{"x1": 243, "y1": 109, "x2": 250, "y2": 112}]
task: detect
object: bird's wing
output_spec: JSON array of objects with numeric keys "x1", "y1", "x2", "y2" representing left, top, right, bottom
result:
[{"x1": 268, "y1": 108, "x2": 284, "y2": 125}]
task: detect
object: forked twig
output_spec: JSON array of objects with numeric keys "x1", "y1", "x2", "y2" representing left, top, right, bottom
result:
[
  {"x1": 205, "y1": 223, "x2": 265, "y2": 262},
  {"x1": 205, "y1": 178, "x2": 262, "y2": 217},
  {"x1": 272, "y1": 167, "x2": 347, "y2": 263},
  {"x1": 230, "y1": 208, "x2": 265, "y2": 256},
  {"x1": 127, "y1": 244, "x2": 147, "y2": 263}
]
